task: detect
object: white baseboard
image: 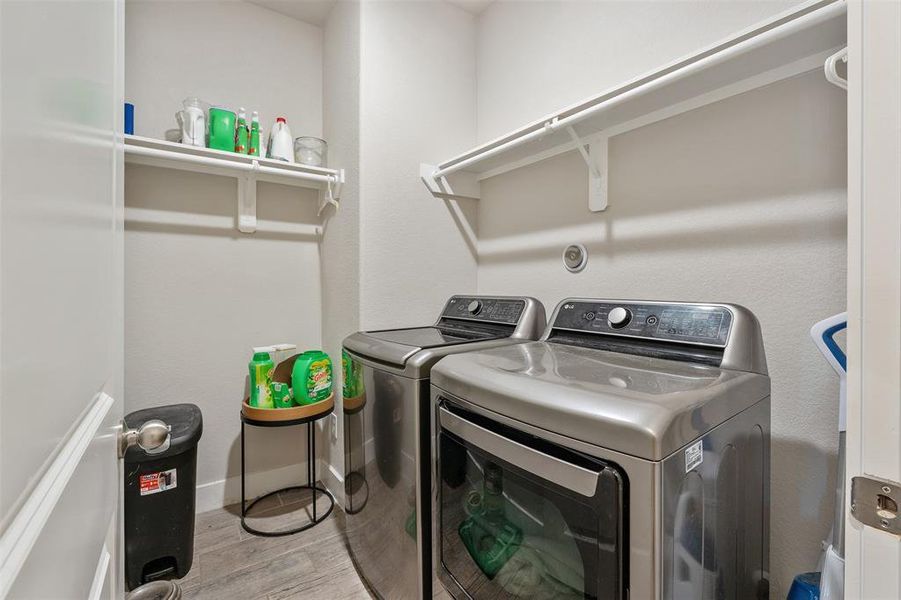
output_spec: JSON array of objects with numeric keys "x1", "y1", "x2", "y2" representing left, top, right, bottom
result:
[
  {"x1": 195, "y1": 462, "x2": 310, "y2": 514},
  {"x1": 322, "y1": 463, "x2": 345, "y2": 508},
  {"x1": 327, "y1": 463, "x2": 344, "y2": 484},
  {"x1": 194, "y1": 460, "x2": 348, "y2": 514}
]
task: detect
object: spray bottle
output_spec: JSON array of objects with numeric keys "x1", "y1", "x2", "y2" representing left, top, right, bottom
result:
[
  {"x1": 249, "y1": 111, "x2": 261, "y2": 157},
  {"x1": 234, "y1": 107, "x2": 249, "y2": 154}
]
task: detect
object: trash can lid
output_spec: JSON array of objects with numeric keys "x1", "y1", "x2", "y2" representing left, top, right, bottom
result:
[{"x1": 124, "y1": 403, "x2": 203, "y2": 463}]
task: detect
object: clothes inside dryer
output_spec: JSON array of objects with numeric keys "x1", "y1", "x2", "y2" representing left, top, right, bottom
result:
[{"x1": 438, "y1": 404, "x2": 623, "y2": 600}]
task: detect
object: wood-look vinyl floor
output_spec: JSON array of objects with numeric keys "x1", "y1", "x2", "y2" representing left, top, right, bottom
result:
[{"x1": 177, "y1": 487, "x2": 373, "y2": 600}]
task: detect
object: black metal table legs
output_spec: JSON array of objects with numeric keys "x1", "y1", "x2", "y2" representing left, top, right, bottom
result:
[{"x1": 239, "y1": 415, "x2": 335, "y2": 537}]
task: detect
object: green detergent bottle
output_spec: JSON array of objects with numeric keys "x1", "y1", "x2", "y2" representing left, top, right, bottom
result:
[
  {"x1": 292, "y1": 351, "x2": 332, "y2": 405},
  {"x1": 248, "y1": 351, "x2": 275, "y2": 408},
  {"x1": 234, "y1": 107, "x2": 248, "y2": 154},
  {"x1": 249, "y1": 111, "x2": 261, "y2": 156}
]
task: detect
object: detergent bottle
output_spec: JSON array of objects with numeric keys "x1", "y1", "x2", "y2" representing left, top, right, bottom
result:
[
  {"x1": 248, "y1": 351, "x2": 274, "y2": 408},
  {"x1": 267, "y1": 117, "x2": 293, "y2": 162},
  {"x1": 291, "y1": 351, "x2": 332, "y2": 405}
]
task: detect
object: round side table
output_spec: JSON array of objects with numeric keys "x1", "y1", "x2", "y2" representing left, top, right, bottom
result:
[{"x1": 240, "y1": 395, "x2": 335, "y2": 537}]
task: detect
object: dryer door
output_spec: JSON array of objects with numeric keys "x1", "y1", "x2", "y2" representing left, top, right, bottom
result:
[{"x1": 436, "y1": 403, "x2": 626, "y2": 599}]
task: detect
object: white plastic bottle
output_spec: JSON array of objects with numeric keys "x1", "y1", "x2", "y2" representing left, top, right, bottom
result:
[{"x1": 267, "y1": 117, "x2": 294, "y2": 162}]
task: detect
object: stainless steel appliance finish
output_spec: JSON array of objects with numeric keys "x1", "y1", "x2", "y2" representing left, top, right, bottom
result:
[
  {"x1": 431, "y1": 298, "x2": 770, "y2": 600},
  {"x1": 342, "y1": 296, "x2": 546, "y2": 600}
]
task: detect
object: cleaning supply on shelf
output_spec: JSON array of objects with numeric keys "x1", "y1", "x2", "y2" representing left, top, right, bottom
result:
[
  {"x1": 249, "y1": 111, "x2": 261, "y2": 157},
  {"x1": 176, "y1": 97, "x2": 206, "y2": 147},
  {"x1": 271, "y1": 381, "x2": 294, "y2": 408},
  {"x1": 208, "y1": 107, "x2": 236, "y2": 151},
  {"x1": 234, "y1": 107, "x2": 248, "y2": 154},
  {"x1": 124, "y1": 102, "x2": 134, "y2": 135},
  {"x1": 291, "y1": 351, "x2": 332, "y2": 405},
  {"x1": 248, "y1": 351, "x2": 275, "y2": 408},
  {"x1": 267, "y1": 117, "x2": 294, "y2": 162},
  {"x1": 294, "y1": 136, "x2": 327, "y2": 167}
]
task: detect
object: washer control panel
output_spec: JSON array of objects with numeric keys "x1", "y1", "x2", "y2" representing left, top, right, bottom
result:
[
  {"x1": 553, "y1": 300, "x2": 733, "y2": 347},
  {"x1": 442, "y1": 297, "x2": 526, "y2": 325}
]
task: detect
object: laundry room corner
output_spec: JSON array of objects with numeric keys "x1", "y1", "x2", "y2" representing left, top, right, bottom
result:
[
  {"x1": 123, "y1": 0, "x2": 327, "y2": 512},
  {"x1": 319, "y1": 0, "x2": 362, "y2": 507},
  {"x1": 357, "y1": 0, "x2": 480, "y2": 331}
]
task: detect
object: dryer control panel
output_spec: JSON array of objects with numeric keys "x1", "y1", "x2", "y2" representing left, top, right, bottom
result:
[
  {"x1": 552, "y1": 300, "x2": 733, "y2": 347},
  {"x1": 442, "y1": 296, "x2": 526, "y2": 325}
]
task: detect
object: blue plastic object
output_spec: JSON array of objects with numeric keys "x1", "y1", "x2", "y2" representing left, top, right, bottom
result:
[
  {"x1": 124, "y1": 102, "x2": 134, "y2": 135},
  {"x1": 787, "y1": 571, "x2": 821, "y2": 600},
  {"x1": 821, "y1": 321, "x2": 847, "y2": 371}
]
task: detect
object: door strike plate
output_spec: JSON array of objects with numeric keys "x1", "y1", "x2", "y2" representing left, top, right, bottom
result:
[{"x1": 851, "y1": 475, "x2": 901, "y2": 536}]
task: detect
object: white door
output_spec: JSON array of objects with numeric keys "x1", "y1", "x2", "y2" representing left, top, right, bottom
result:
[
  {"x1": 845, "y1": 0, "x2": 901, "y2": 598},
  {"x1": 0, "y1": 0, "x2": 125, "y2": 598}
]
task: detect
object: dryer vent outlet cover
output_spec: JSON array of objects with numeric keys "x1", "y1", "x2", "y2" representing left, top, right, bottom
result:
[{"x1": 563, "y1": 244, "x2": 588, "y2": 273}]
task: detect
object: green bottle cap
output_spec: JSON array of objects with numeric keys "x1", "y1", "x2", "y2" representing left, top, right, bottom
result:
[{"x1": 252, "y1": 352, "x2": 271, "y2": 361}]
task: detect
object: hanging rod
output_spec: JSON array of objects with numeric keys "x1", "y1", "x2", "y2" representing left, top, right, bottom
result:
[
  {"x1": 431, "y1": 0, "x2": 846, "y2": 180},
  {"x1": 124, "y1": 144, "x2": 337, "y2": 186}
]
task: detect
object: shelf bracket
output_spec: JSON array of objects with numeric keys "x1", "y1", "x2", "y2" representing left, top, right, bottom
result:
[
  {"x1": 824, "y1": 46, "x2": 848, "y2": 90},
  {"x1": 420, "y1": 164, "x2": 480, "y2": 201},
  {"x1": 237, "y1": 160, "x2": 259, "y2": 234},
  {"x1": 565, "y1": 126, "x2": 608, "y2": 212}
]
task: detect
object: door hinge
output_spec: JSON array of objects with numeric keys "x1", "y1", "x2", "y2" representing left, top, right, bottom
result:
[{"x1": 850, "y1": 475, "x2": 901, "y2": 536}]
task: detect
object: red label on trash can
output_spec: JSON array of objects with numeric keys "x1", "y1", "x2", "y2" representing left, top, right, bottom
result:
[{"x1": 139, "y1": 469, "x2": 177, "y2": 496}]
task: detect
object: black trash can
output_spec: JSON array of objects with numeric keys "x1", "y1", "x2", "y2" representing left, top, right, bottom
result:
[{"x1": 124, "y1": 404, "x2": 203, "y2": 590}]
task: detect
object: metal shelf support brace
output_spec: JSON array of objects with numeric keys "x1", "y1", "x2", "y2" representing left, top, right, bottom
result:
[
  {"x1": 564, "y1": 126, "x2": 608, "y2": 212},
  {"x1": 825, "y1": 46, "x2": 848, "y2": 90},
  {"x1": 237, "y1": 160, "x2": 260, "y2": 234},
  {"x1": 236, "y1": 163, "x2": 344, "y2": 233}
]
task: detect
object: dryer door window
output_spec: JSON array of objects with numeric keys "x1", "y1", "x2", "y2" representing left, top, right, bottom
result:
[{"x1": 437, "y1": 404, "x2": 625, "y2": 599}]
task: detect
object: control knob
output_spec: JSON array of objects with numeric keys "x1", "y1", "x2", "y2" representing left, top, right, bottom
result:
[
  {"x1": 607, "y1": 306, "x2": 632, "y2": 329},
  {"x1": 467, "y1": 300, "x2": 483, "y2": 315}
]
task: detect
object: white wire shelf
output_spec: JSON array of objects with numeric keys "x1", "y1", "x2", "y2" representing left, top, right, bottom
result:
[
  {"x1": 124, "y1": 135, "x2": 344, "y2": 233},
  {"x1": 421, "y1": 0, "x2": 847, "y2": 212}
]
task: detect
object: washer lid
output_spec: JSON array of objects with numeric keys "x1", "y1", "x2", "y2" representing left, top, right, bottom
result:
[
  {"x1": 343, "y1": 323, "x2": 510, "y2": 368},
  {"x1": 431, "y1": 341, "x2": 770, "y2": 461}
]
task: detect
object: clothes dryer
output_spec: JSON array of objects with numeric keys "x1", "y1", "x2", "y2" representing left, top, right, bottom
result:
[{"x1": 431, "y1": 298, "x2": 770, "y2": 600}]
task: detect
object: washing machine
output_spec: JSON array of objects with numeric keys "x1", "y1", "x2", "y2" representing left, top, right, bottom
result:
[
  {"x1": 430, "y1": 298, "x2": 770, "y2": 600},
  {"x1": 342, "y1": 295, "x2": 546, "y2": 599}
]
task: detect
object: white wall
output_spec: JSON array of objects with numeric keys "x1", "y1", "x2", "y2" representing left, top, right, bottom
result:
[
  {"x1": 124, "y1": 0, "x2": 325, "y2": 510},
  {"x1": 313, "y1": 0, "x2": 480, "y2": 503},
  {"x1": 474, "y1": 3, "x2": 845, "y2": 596},
  {"x1": 477, "y1": 0, "x2": 801, "y2": 141},
  {"x1": 125, "y1": 0, "x2": 322, "y2": 141},
  {"x1": 320, "y1": 0, "x2": 362, "y2": 504},
  {"x1": 358, "y1": 0, "x2": 479, "y2": 330}
]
